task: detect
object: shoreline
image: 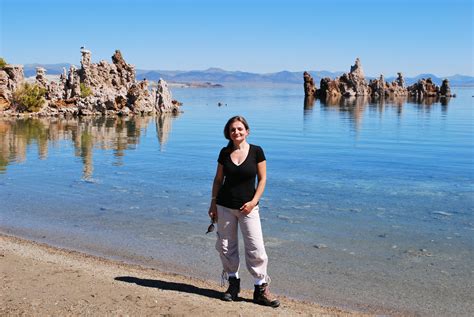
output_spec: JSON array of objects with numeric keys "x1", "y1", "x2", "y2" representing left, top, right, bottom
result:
[{"x1": 0, "y1": 233, "x2": 372, "y2": 316}]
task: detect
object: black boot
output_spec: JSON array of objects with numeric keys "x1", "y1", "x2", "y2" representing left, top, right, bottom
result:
[
  {"x1": 253, "y1": 283, "x2": 280, "y2": 307},
  {"x1": 222, "y1": 277, "x2": 240, "y2": 301}
]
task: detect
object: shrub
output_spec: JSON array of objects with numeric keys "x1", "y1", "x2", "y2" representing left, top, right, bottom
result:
[
  {"x1": 80, "y1": 83, "x2": 92, "y2": 98},
  {"x1": 13, "y1": 83, "x2": 47, "y2": 112},
  {"x1": 0, "y1": 57, "x2": 6, "y2": 68}
]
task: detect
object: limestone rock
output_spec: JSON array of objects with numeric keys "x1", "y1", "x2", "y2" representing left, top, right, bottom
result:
[
  {"x1": 0, "y1": 70, "x2": 11, "y2": 110},
  {"x1": 368, "y1": 75, "x2": 386, "y2": 98},
  {"x1": 346, "y1": 58, "x2": 369, "y2": 96},
  {"x1": 0, "y1": 65, "x2": 25, "y2": 111},
  {"x1": 303, "y1": 71, "x2": 317, "y2": 97},
  {"x1": 309, "y1": 58, "x2": 370, "y2": 100},
  {"x1": 3, "y1": 65, "x2": 24, "y2": 92},
  {"x1": 111, "y1": 50, "x2": 135, "y2": 85},
  {"x1": 47, "y1": 80, "x2": 64, "y2": 101},
  {"x1": 0, "y1": 48, "x2": 181, "y2": 116},
  {"x1": 439, "y1": 79, "x2": 452, "y2": 96},
  {"x1": 155, "y1": 79, "x2": 180, "y2": 113},
  {"x1": 407, "y1": 78, "x2": 439, "y2": 98},
  {"x1": 339, "y1": 71, "x2": 369, "y2": 97},
  {"x1": 305, "y1": 58, "x2": 455, "y2": 103},
  {"x1": 126, "y1": 80, "x2": 154, "y2": 114},
  {"x1": 318, "y1": 77, "x2": 341, "y2": 99},
  {"x1": 350, "y1": 58, "x2": 365, "y2": 79},
  {"x1": 396, "y1": 72, "x2": 405, "y2": 88},
  {"x1": 35, "y1": 67, "x2": 48, "y2": 88}
]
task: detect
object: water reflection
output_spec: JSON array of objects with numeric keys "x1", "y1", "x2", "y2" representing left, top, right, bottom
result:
[
  {"x1": 304, "y1": 95, "x2": 451, "y2": 131},
  {"x1": 318, "y1": 95, "x2": 368, "y2": 132},
  {"x1": 0, "y1": 114, "x2": 179, "y2": 178},
  {"x1": 156, "y1": 113, "x2": 176, "y2": 151}
]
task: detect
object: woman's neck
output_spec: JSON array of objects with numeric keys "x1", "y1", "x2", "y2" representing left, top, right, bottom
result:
[{"x1": 233, "y1": 141, "x2": 249, "y2": 150}]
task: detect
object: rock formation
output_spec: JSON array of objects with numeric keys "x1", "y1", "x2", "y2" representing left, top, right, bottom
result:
[
  {"x1": 0, "y1": 65, "x2": 24, "y2": 110},
  {"x1": 304, "y1": 59, "x2": 455, "y2": 103},
  {"x1": 306, "y1": 58, "x2": 371, "y2": 99},
  {"x1": 439, "y1": 79, "x2": 452, "y2": 96},
  {"x1": 35, "y1": 67, "x2": 48, "y2": 88},
  {"x1": 0, "y1": 71, "x2": 10, "y2": 110},
  {"x1": 368, "y1": 74, "x2": 386, "y2": 98},
  {"x1": 0, "y1": 49, "x2": 181, "y2": 116},
  {"x1": 318, "y1": 77, "x2": 341, "y2": 99},
  {"x1": 303, "y1": 71, "x2": 317, "y2": 96},
  {"x1": 405, "y1": 77, "x2": 456, "y2": 98},
  {"x1": 396, "y1": 72, "x2": 405, "y2": 88},
  {"x1": 368, "y1": 73, "x2": 408, "y2": 98}
]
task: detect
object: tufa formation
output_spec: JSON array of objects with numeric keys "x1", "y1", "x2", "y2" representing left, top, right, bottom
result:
[
  {"x1": 304, "y1": 58, "x2": 455, "y2": 101},
  {"x1": 0, "y1": 49, "x2": 181, "y2": 116}
]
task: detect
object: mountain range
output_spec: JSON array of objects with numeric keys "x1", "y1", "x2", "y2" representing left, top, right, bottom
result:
[{"x1": 22, "y1": 64, "x2": 474, "y2": 87}]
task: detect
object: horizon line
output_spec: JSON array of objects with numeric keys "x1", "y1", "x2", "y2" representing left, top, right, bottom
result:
[{"x1": 16, "y1": 62, "x2": 473, "y2": 79}]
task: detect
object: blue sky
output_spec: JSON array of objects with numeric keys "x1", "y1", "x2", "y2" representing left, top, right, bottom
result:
[{"x1": 1, "y1": 0, "x2": 472, "y2": 76}]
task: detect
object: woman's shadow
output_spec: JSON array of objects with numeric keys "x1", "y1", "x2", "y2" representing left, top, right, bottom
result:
[{"x1": 114, "y1": 276, "x2": 253, "y2": 302}]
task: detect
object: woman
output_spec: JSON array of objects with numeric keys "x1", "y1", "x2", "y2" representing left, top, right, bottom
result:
[{"x1": 208, "y1": 115, "x2": 279, "y2": 307}]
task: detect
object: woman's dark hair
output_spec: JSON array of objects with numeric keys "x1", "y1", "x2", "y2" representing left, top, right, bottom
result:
[{"x1": 224, "y1": 116, "x2": 250, "y2": 149}]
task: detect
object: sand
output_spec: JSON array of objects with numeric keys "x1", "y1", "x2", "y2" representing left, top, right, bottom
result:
[{"x1": 0, "y1": 234, "x2": 371, "y2": 316}]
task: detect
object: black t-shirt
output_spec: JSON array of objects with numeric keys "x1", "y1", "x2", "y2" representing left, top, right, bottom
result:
[{"x1": 216, "y1": 144, "x2": 266, "y2": 209}]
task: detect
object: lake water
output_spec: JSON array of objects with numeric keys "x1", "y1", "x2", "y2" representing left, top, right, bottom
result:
[{"x1": 1, "y1": 86, "x2": 473, "y2": 316}]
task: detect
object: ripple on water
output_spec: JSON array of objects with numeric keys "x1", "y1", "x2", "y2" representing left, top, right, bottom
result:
[
  {"x1": 82, "y1": 178, "x2": 100, "y2": 184},
  {"x1": 431, "y1": 211, "x2": 453, "y2": 216}
]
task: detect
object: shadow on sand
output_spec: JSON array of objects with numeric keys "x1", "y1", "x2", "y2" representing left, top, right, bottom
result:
[{"x1": 114, "y1": 276, "x2": 253, "y2": 303}]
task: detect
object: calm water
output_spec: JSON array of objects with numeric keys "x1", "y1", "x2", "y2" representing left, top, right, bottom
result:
[{"x1": 1, "y1": 86, "x2": 473, "y2": 316}]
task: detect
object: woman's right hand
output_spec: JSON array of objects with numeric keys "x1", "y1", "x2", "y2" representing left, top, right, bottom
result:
[{"x1": 208, "y1": 204, "x2": 217, "y2": 223}]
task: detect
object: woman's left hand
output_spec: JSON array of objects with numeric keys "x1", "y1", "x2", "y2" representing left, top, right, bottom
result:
[{"x1": 240, "y1": 201, "x2": 256, "y2": 214}]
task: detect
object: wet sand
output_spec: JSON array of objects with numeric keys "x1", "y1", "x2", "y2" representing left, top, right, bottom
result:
[{"x1": 0, "y1": 234, "x2": 370, "y2": 316}]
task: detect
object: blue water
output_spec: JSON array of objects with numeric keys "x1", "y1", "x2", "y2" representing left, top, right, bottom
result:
[{"x1": 1, "y1": 86, "x2": 473, "y2": 316}]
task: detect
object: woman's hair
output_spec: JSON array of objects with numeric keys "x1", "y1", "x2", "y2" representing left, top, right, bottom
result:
[{"x1": 224, "y1": 115, "x2": 250, "y2": 149}]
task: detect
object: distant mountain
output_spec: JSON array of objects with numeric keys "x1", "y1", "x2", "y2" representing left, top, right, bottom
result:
[
  {"x1": 446, "y1": 74, "x2": 474, "y2": 87},
  {"x1": 23, "y1": 63, "x2": 74, "y2": 77},
  {"x1": 384, "y1": 73, "x2": 474, "y2": 87},
  {"x1": 22, "y1": 64, "x2": 473, "y2": 86},
  {"x1": 134, "y1": 68, "x2": 474, "y2": 86},
  {"x1": 134, "y1": 68, "x2": 345, "y2": 84}
]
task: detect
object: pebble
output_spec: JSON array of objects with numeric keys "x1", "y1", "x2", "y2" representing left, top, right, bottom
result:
[
  {"x1": 313, "y1": 244, "x2": 328, "y2": 249},
  {"x1": 405, "y1": 248, "x2": 434, "y2": 257},
  {"x1": 277, "y1": 215, "x2": 291, "y2": 221}
]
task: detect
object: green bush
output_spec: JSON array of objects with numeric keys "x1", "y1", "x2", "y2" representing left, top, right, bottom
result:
[
  {"x1": 0, "y1": 57, "x2": 6, "y2": 68},
  {"x1": 80, "y1": 83, "x2": 92, "y2": 98},
  {"x1": 13, "y1": 83, "x2": 47, "y2": 112}
]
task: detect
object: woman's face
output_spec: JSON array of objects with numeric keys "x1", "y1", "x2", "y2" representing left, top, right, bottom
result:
[{"x1": 229, "y1": 121, "x2": 249, "y2": 143}]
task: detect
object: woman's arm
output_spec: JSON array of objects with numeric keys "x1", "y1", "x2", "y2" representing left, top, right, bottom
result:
[
  {"x1": 208, "y1": 163, "x2": 224, "y2": 222},
  {"x1": 240, "y1": 160, "x2": 267, "y2": 214}
]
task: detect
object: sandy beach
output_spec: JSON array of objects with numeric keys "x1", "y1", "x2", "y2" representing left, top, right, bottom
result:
[{"x1": 0, "y1": 234, "x2": 371, "y2": 316}]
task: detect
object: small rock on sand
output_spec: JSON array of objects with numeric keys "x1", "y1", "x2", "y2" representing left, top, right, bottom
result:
[{"x1": 314, "y1": 244, "x2": 328, "y2": 249}]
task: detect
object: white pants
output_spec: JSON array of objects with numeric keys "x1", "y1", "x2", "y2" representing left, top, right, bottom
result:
[{"x1": 215, "y1": 204, "x2": 268, "y2": 280}]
